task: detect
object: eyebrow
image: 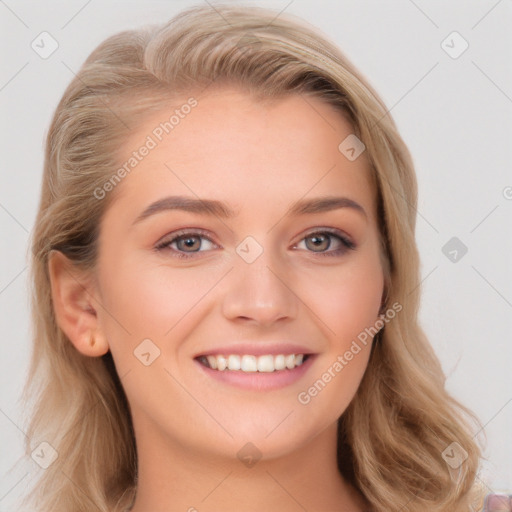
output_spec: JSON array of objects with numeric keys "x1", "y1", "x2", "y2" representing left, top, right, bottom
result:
[{"x1": 132, "y1": 194, "x2": 367, "y2": 226}]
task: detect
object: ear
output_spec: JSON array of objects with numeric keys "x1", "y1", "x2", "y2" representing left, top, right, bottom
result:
[{"x1": 48, "y1": 250, "x2": 109, "y2": 357}]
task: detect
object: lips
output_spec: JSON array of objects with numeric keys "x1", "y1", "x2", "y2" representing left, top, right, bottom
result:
[{"x1": 194, "y1": 349, "x2": 316, "y2": 391}]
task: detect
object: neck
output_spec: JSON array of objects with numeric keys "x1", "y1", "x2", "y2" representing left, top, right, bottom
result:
[{"x1": 127, "y1": 417, "x2": 367, "y2": 512}]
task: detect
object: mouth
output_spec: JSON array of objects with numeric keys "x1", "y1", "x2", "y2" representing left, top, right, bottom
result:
[
  {"x1": 196, "y1": 353, "x2": 311, "y2": 372},
  {"x1": 193, "y1": 342, "x2": 318, "y2": 391}
]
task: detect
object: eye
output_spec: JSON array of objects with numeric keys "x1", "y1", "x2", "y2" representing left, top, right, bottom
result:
[
  {"x1": 294, "y1": 229, "x2": 356, "y2": 257},
  {"x1": 155, "y1": 229, "x2": 218, "y2": 259},
  {"x1": 155, "y1": 228, "x2": 356, "y2": 260}
]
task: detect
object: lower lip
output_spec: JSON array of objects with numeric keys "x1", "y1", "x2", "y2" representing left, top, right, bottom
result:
[{"x1": 194, "y1": 355, "x2": 316, "y2": 391}]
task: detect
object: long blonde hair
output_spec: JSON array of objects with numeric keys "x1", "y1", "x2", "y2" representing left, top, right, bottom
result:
[{"x1": 22, "y1": 4, "x2": 484, "y2": 511}]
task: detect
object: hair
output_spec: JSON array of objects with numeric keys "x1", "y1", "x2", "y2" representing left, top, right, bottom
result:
[{"x1": 21, "y1": 3, "x2": 485, "y2": 511}]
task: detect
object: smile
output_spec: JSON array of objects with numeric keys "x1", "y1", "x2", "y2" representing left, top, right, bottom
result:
[{"x1": 197, "y1": 354, "x2": 309, "y2": 372}]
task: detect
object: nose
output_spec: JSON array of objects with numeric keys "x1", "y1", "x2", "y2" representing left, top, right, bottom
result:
[{"x1": 221, "y1": 246, "x2": 298, "y2": 327}]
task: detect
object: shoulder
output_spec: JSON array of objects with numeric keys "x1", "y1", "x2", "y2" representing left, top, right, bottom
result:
[{"x1": 479, "y1": 493, "x2": 512, "y2": 511}]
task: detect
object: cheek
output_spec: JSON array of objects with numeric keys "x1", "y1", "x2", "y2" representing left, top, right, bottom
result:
[
  {"x1": 294, "y1": 257, "x2": 383, "y2": 421},
  {"x1": 297, "y1": 251, "x2": 384, "y2": 346},
  {"x1": 333, "y1": 267, "x2": 383, "y2": 342},
  {"x1": 96, "y1": 251, "x2": 221, "y2": 350}
]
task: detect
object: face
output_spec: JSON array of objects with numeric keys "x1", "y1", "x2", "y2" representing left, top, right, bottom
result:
[{"x1": 92, "y1": 88, "x2": 384, "y2": 461}]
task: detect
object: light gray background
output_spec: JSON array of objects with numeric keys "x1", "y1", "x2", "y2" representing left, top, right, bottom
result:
[{"x1": 1, "y1": 0, "x2": 511, "y2": 509}]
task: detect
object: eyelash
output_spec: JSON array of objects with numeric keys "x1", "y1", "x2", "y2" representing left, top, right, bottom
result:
[{"x1": 155, "y1": 228, "x2": 356, "y2": 260}]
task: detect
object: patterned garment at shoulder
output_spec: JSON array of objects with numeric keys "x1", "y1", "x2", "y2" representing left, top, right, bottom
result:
[{"x1": 481, "y1": 493, "x2": 512, "y2": 511}]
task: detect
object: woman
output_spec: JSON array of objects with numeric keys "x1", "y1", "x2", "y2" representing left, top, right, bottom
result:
[{"x1": 22, "y1": 3, "x2": 499, "y2": 511}]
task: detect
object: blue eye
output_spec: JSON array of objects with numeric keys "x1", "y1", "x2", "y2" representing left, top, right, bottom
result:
[{"x1": 155, "y1": 228, "x2": 356, "y2": 259}]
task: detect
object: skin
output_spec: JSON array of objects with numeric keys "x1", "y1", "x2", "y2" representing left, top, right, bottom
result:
[{"x1": 49, "y1": 87, "x2": 385, "y2": 512}]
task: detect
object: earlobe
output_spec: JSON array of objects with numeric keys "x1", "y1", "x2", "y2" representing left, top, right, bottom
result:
[
  {"x1": 48, "y1": 250, "x2": 109, "y2": 357},
  {"x1": 83, "y1": 329, "x2": 109, "y2": 356}
]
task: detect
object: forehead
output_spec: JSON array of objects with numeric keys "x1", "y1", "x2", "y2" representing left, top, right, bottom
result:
[{"x1": 108, "y1": 88, "x2": 376, "y2": 222}]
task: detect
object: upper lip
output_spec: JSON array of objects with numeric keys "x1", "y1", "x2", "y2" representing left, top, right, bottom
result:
[{"x1": 194, "y1": 342, "x2": 317, "y2": 358}]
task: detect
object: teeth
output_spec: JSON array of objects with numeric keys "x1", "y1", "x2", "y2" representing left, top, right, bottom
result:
[
  {"x1": 227, "y1": 354, "x2": 241, "y2": 370},
  {"x1": 200, "y1": 354, "x2": 307, "y2": 372},
  {"x1": 206, "y1": 355, "x2": 217, "y2": 369},
  {"x1": 217, "y1": 355, "x2": 227, "y2": 371},
  {"x1": 257, "y1": 355, "x2": 274, "y2": 372},
  {"x1": 241, "y1": 355, "x2": 257, "y2": 372},
  {"x1": 274, "y1": 354, "x2": 286, "y2": 370}
]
